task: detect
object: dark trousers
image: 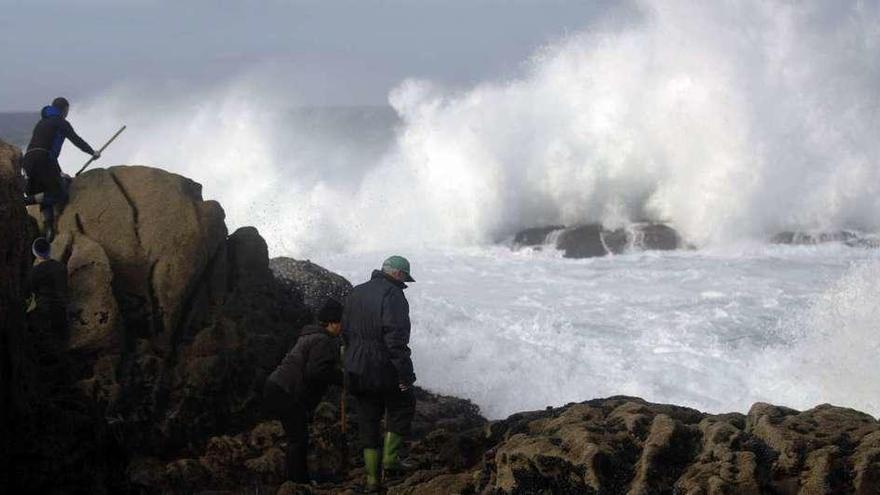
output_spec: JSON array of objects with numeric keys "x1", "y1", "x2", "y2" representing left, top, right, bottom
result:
[
  {"x1": 354, "y1": 387, "x2": 416, "y2": 449},
  {"x1": 263, "y1": 380, "x2": 309, "y2": 483}
]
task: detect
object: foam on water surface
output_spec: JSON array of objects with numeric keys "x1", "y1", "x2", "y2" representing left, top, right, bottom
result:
[{"x1": 316, "y1": 246, "x2": 880, "y2": 419}]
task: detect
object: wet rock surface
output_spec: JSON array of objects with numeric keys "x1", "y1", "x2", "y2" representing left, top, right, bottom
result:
[
  {"x1": 270, "y1": 257, "x2": 353, "y2": 315},
  {"x1": 514, "y1": 223, "x2": 682, "y2": 258}
]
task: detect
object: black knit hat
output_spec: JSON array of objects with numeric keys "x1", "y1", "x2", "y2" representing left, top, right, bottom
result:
[
  {"x1": 317, "y1": 298, "x2": 344, "y2": 323},
  {"x1": 52, "y1": 97, "x2": 69, "y2": 110}
]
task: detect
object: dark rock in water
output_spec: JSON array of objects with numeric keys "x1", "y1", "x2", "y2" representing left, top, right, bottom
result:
[
  {"x1": 633, "y1": 223, "x2": 681, "y2": 251},
  {"x1": 270, "y1": 257, "x2": 353, "y2": 315},
  {"x1": 602, "y1": 227, "x2": 629, "y2": 254},
  {"x1": 557, "y1": 224, "x2": 608, "y2": 258},
  {"x1": 512, "y1": 225, "x2": 565, "y2": 247},
  {"x1": 555, "y1": 223, "x2": 682, "y2": 258},
  {"x1": 515, "y1": 223, "x2": 683, "y2": 258},
  {"x1": 771, "y1": 230, "x2": 860, "y2": 245},
  {"x1": 846, "y1": 236, "x2": 880, "y2": 249}
]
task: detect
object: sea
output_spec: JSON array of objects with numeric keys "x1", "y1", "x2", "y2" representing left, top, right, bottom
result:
[{"x1": 3, "y1": 0, "x2": 878, "y2": 419}]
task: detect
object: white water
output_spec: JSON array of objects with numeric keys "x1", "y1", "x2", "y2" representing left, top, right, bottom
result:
[
  {"x1": 314, "y1": 246, "x2": 880, "y2": 419},
  {"x1": 59, "y1": 0, "x2": 880, "y2": 418}
]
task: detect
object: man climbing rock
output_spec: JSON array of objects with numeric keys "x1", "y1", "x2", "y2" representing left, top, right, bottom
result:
[
  {"x1": 263, "y1": 298, "x2": 345, "y2": 484},
  {"x1": 342, "y1": 256, "x2": 417, "y2": 493},
  {"x1": 23, "y1": 97, "x2": 100, "y2": 240},
  {"x1": 27, "y1": 237, "x2": 69, "y2": 338}
]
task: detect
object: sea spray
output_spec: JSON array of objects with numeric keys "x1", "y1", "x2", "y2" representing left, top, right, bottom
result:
[{"x1": 68, "y1": 0, "x2": 880, "y2": 255}]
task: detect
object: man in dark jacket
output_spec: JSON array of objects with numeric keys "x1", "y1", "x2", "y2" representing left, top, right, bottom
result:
[
  {"x1": 264, "y1": 298, "x2": 345, "y2": 483},
  {"x1": 343, "y1": 255, "x2": 417, "y2": 493},
  {"x1": 27, "y1": 237, "x2": 69, "y2": 338},
  {"x1": 23, "y1": 97, "x2": 100, "y2": 240}
]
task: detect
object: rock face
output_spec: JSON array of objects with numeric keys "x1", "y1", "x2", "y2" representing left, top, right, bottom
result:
[
  {"x1": 514, "y1": 223, "x2": 683, "y2": 258},
  {"x1": 0, "y1": 139, "x2": 30, "y2": 488},
  {"x1": 271, "y1": 257, "x2": 354, "y2": 315},
  {"x1": 8, "y1": 162, "x2": 312, "y2": 493},
  {"x1": 125, "y1": 395, "x2": 880, "y2": 495},
  {"x1": 387, "y1": 397, "x2": 880, "y2": 495}
]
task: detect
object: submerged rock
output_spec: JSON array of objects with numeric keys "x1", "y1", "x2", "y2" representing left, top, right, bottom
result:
[
  {"x1": 514, "y1": 223, "x2": 683, "y2": 258},
  {"x1": 512, "y1": 225, "x2": 565, "y2": 247},
  {"x1": 771, "y1": 230, "x2": 860, "y2": 245}
]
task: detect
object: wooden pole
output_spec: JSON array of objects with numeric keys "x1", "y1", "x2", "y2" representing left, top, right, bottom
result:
[{"x1": 75, "y1": 125, "x2": 127, "y2": 177}]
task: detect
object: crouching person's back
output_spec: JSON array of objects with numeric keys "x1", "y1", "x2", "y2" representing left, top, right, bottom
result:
[{"x1": 263, "y1": 298, "x2": 344, "y2": 484}]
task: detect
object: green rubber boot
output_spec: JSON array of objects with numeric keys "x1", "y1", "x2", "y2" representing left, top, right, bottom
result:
[
  {"x1": 382, "y1": 431, "x2": 413, "y2": 480},
  {"x1": 362, "y1": 448, "x2": 380, "y2": 493}
]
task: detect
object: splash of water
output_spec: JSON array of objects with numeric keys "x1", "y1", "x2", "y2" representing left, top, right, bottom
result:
[{"x1": 66, "y1": 0, "x2": 880, "y2": 257}]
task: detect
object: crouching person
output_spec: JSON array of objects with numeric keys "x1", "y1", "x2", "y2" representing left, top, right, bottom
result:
[{"x1": 263, "y1": 298, "x2": 344, "y2": 484}]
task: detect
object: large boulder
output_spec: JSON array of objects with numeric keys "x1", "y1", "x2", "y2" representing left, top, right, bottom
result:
[
  {"x1": 54, "y1": 166, "x2": 228, "y2": 349},
  {"x1": 11, "y1": 163, "x2": 313, "y2": 492},
  {"x1": 270, "y1": 257, "x2": 353, "y2": 315}
]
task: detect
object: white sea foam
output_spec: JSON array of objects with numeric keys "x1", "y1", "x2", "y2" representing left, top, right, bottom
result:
[
  {"x1": 66, "y1": 0, "x2": 880, "y2": 255},
  {"x1": 316, "y1": 246, "x2": 880, "y2": 419}
]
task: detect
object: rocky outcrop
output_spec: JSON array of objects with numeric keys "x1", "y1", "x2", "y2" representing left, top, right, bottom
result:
[
  {"x1": 514, "y1": 223, "x2": 683, "y2": 258},
  {"x1": 271, "y1": 257, "x2": 353, "y2": 315},
  {"x1": 119, "y1": 395, "x2": 880, "y2": 495},
  {"x1": 55, "y1": 166, "x2": 228, "y2": 351},
  {"x1": 8, "y1": 161, "x2": 313, "y2": 493},
  {"x1": 387, "y1": 397, "x2": 880, "y2": 495},
  {"x1": 0, "y1": 139, "x2": 30, "y2": 488}
]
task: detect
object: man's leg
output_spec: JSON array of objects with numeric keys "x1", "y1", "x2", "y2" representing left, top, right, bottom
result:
[
  {"x1": 356, "y1": 393, "x2": 385, "y2": 491},
  {"x1": 282, "y1": 404, "x2": 310, "y2": 483},
  {"x1": 382, "y1": 388, "x2": 417, "y2": 475},
  {"x1": 40, "y1": 176, "x2": 65, "y2": 241}
]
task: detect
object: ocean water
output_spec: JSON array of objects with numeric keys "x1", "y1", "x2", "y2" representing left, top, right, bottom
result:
[
  {"x1": 315, "y1": 245, "x2": 880, "y2": 419},
  {"x1": 6, "y1": 0, "x2": 879, "y2": 418}
]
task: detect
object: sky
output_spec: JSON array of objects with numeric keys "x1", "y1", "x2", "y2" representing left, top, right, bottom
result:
[{"x1": 0, "y1": 0, "x2": 633, "y2": 111}]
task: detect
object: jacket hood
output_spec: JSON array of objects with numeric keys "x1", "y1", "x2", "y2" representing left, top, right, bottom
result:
[
  {"x1": 41, "y1": 105, "x2": 63, "y2": 118},
  {"x1": 371, "y1": 269, "x2": 407, "y2": 289}
]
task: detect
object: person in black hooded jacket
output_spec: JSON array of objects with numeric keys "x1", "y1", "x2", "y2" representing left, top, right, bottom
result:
[
  {"x1": 22, "y1": 97, "x2": 100, "y2": 240},
  {"x1": 263, "y1": 298, "x2": 344, "y2": 484}
]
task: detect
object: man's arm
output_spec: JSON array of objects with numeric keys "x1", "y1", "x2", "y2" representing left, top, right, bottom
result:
[
  {"x1": 61, "y1": 121, "x2": 97, "y2": 156},
  {"x1": 382, "y1": 290, "x2": 416, "y2": 386}
]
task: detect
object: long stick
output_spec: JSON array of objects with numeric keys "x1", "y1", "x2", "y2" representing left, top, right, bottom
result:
[{"x1": 75, "y1": 125, "x2": 127, "y2": 177}]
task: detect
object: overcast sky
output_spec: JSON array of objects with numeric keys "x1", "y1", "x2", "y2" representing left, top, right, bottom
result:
[{"x1": 0, "y1": 0, "x2": 634, "y2": 111}]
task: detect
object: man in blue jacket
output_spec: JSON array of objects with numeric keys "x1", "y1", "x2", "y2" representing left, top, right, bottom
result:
[
  {"x1": 23, "y1": 97, "x2": 100, "y2": 240},
  {"x1": 342, "y1": 256, "x2": 417, "y2": 493}
]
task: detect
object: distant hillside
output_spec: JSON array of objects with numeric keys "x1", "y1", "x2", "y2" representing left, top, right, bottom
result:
[{"x1": 0, "y1": 112, "x2": 36, "y2": 148}]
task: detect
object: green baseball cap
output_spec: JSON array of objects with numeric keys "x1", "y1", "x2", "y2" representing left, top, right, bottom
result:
[{"x1": 382, "y1": 255, "x2": 415, "y2": 282}]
